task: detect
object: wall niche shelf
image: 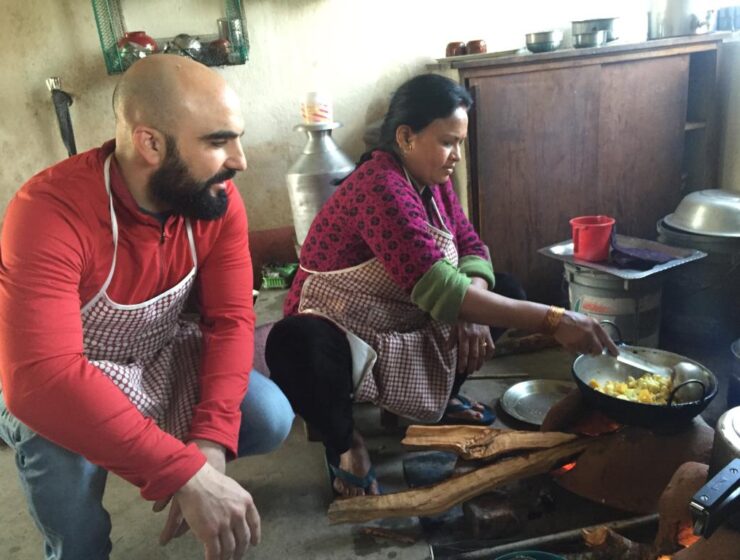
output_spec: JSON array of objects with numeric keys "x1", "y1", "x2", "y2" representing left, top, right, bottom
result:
[{"x1": 92, "y1": 0, "x2": 249, "y2": 75}]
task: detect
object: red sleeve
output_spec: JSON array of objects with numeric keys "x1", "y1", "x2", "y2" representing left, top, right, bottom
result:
[
  {"x1": 0, "y1": 184, "x2": 205, "y2": 501},
  {"x1": 188, "y1": 182, "x2": 254, "y2": 458}
]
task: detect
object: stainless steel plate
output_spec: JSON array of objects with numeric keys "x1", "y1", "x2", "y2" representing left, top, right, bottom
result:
[
  {"x1": 500, "y1": 380, "x2": 576, "y2": 426},
  {"x1": 538, "y1": 234, "x2": 706, "y2": 280}
]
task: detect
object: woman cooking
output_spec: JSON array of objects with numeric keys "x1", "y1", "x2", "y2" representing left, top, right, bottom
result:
[{"x1": 266, "y1": 74, "x2": 618, "y2": 497}]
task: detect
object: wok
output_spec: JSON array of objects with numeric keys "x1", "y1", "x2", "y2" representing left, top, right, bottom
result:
[{"x1": 572, "y1": 332, "x2": 717, "y2": 428}]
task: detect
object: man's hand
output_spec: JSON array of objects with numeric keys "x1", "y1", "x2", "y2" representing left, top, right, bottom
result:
[
  {"x1": 180, "y1": 462, "x2": 260, "y2": 560},
  {"x1": 157, "y1": 462, "x2": 260, "y2": 560},
  {"x1": 155, "y1": 440, "x2": 258, "y2": 559}
]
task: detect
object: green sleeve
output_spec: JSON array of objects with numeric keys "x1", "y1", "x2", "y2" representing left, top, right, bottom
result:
[
  {"x1": 458, "y1": 255, "x2": 495, "y2": 289},
  {"x1": 410, "y1": 260, "x2": 471, "y2": 324}
]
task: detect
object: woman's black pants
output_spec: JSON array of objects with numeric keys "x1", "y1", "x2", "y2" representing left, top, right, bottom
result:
[{"x1": 265, "y1": 272, "x2": 526, "y2": 455}]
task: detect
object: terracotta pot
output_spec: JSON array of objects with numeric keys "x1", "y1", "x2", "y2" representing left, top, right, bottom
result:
[
  {"x1": 466, "y1": 39, "x2": 487, "y2": 54},
  {"x1": 445, "y1": 41, "x2": 466, "y2": 57}
]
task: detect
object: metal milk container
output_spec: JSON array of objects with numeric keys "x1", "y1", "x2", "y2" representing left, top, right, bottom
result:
[{"x1": 286, "y1": 121, "x2": 354, "y2": 248}]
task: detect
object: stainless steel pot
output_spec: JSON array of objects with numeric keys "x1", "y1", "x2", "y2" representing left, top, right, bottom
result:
[
  {"x1": 648, "y1": 0, "x2": 717, "y2": 39},
  {"x1": 572, "y1": 18, "x2": 617, "y2": 41}
]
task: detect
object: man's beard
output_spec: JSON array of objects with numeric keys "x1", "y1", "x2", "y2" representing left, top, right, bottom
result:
[{"x1": 148, "y1": 138, "x2": 233, "y2": 221}]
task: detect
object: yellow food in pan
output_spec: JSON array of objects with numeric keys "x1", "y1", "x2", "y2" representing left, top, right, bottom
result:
[{"x1": 589, "y1": 374, "x2": 672, "y2": 405}]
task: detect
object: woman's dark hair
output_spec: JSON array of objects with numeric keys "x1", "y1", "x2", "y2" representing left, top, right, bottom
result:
[
  {"x1": 378, "y1": 74, "x2": 473, "y2": 151},
  {"x1": 337, "y1": 74, "x2": 473, "y2": 182}
]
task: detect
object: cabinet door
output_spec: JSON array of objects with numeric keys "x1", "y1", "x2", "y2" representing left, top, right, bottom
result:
[
  {"x1": 468, "y1": 66, "x2": 601, "y2": 303},
  {"x1": 467, "y1": 55, "x2": 689, "y2": 303},
  {"x1": 597, "y1": 55, "x2": 689, "y2": 239}
]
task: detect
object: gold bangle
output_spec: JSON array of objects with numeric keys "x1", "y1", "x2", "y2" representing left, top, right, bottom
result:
[{"x1": 542, "y1": 306, "x2": 565, "y2": 335}]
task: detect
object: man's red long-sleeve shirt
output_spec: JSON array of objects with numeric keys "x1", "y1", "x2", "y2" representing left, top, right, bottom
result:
[{"x1": 0, "y1": 141, "x2": 255, "y2": 500}]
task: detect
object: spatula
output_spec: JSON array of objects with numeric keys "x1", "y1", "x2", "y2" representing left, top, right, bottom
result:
[{"x1": 615, "y1": 350, "x2": 673, "y2": 377}]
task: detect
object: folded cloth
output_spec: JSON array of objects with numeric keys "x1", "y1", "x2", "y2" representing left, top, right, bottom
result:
[{"x1": 610, "y1": 236, "x2": 676, "y2": 271}]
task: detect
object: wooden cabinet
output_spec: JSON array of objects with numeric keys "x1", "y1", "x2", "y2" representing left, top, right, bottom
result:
[{"x1": 438, "y1": 36, "x2": 724, "y2": 304}]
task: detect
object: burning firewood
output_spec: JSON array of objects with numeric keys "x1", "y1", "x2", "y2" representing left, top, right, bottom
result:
[
  {"x1": 327, "y1": 437, "x2": 595, "y2": 524},
  {"x1": 402, "y1": 425, "x2": 578, "y2": 460},
  {"x1": 582, "y1": 526, "x2": 655, "y2": 559}
]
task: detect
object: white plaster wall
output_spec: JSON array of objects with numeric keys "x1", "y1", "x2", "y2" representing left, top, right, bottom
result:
[{"x1": 0, "y1": 0, "x2": 676, "y2": 232}]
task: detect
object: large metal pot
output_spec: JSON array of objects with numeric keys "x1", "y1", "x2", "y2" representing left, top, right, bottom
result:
[
  {"x1": 572, "y1": 344, "x2": 717, "y2": 429},
  {"x1": 648, "y1": 0, "x2": 717, "y2": 39}
]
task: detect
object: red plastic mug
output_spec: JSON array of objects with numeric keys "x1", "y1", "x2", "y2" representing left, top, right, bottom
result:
[{"x1": 570, "y1": 215, "x2": 615, "y2": 261}]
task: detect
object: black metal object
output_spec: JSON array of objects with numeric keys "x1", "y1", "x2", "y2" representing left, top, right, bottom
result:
[
  {"x1": 690, "y1": 458, "x2": 740, "y2": 538},
  {"x1": 46, "y1": 78, "x2": 77, "y2": 157}
]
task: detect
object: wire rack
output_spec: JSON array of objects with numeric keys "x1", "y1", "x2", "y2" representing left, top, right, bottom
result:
[{"x1": 91, "y1": 0, "x2": 249, "y2": 74}]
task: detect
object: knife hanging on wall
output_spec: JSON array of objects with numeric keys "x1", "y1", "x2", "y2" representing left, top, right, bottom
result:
[{"x1": 46, "y1": 77, "x2": 77, "y2": 157}]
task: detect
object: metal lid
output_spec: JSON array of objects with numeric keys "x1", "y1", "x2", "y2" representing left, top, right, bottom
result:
[{"x1": 664, "y1": 189, "x2": 740, "y2": 238}]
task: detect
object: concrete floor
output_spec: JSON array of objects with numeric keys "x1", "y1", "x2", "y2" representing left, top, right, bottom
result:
[
  {"x1": 0, "y1": 347, "x2": 574, "y2": 560},
  {"x1": 1, "y1": 336, "x2": 733, "y2": 559}
]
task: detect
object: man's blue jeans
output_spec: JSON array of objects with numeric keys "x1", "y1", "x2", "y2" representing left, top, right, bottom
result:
[{"x1": 0, "y1": 370, "x2": 294, "y2": 560}]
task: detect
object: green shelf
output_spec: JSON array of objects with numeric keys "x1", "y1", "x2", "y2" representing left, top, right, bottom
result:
[{"x1": 92, "y1": 0, "x2": 249, "y2": 75}]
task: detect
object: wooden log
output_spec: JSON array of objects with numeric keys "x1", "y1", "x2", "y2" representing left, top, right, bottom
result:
[
  {"x1": 327, "y1": 437, "x2": 595, "y2": 524},
  {"x1": 582, "y1": 526, "x2": 655, "y2": 560},
  {"x1": 402, "y1": 425, "x2": 578, "y2": 460}
]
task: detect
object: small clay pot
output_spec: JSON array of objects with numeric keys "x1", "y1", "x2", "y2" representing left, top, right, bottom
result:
[
  {"x1": 445, "y1": 41, "x2": 467, "y2": 57},
  {"x1": 466, "y1": 39, "x2": 487, "y2": 54}
]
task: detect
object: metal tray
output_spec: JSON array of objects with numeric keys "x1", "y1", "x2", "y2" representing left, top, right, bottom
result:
[
  {"x1": 500, "y1": 380, "x2": 576, "y2": 426},
  {"x1": 538, "y1": 234, "x2": 706, "y2": 280}
]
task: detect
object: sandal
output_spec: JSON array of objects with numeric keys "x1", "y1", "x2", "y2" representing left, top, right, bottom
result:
[
  {"x1": 325, "y1": 448, "x2": 380, "y2": 496},
  {"x1": 441, "y1": 394, "x2": 496, "y2": 426}
]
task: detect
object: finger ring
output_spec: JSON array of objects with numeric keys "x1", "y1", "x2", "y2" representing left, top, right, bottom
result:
[{"x1": 482, "y1": 342, "x2": 488, "y2": 347}]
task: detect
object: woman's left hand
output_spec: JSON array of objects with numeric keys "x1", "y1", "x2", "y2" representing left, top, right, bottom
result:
[{"x1": 451, "y1": 320, "x2": 494, "y2": 375}]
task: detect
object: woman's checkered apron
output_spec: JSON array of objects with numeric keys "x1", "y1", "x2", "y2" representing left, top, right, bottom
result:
[
  {"x1": 299, "y1": 199, "x2": 458, "y2": 422},
  {"x1": 80, "y1": 155, "x2": 201, "y2": 440}
]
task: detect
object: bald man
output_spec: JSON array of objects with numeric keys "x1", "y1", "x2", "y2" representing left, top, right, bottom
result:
[{"x1": 0, "y1": 55, "x2": 294, "y2": 560}]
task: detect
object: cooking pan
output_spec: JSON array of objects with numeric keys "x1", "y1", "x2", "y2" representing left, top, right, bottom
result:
[{"x1": 572, "y1": 323, "x2": 717, "y2": 428}]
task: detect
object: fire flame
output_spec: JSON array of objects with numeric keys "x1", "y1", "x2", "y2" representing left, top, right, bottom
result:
[
  {"x1": 657, "y1": 523, "x2": 702, "y2": 558},
  {"x1": 551, "y1": 461, "x2": 577, "y2": 476},
  {"x1": 677, "y1": 523, "x2": 701, "y2": 548}
]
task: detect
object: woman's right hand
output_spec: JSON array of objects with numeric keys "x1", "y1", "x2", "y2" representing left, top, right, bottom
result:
[{"x1": 553, "y1": 311, "x2": 619, "y2": 356}]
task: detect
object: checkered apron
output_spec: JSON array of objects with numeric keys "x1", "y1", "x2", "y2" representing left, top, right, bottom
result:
[
  {"x1": 299, "y1": 199, "x2": 458, "y2": 422},
  {"x1": 80, "y1": 155, "x2": 201, "y2": 440}
]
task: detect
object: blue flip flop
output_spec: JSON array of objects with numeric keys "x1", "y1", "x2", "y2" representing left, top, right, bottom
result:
[
  {"x1": 325, "y1": 448, "x2": 380, "y2": 496},
  {"x1": 441, "y1": 394, "x2": 496, "y2": 426}
]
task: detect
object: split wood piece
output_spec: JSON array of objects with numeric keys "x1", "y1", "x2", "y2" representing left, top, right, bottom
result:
[
  {"x1": 402, "y1": 425, "x2": 578, "y2": 460},
  {"x1": 327, "y1": 437, "x2": 594, "y2": 524},
  {"x1": 582, "y1": 526, "x2": 655, "y2": 560}
]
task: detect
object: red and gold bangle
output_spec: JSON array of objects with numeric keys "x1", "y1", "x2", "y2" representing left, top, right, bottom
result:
[{"x1": 541, "y1": 306, "x2": 565, "y2": 335}]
